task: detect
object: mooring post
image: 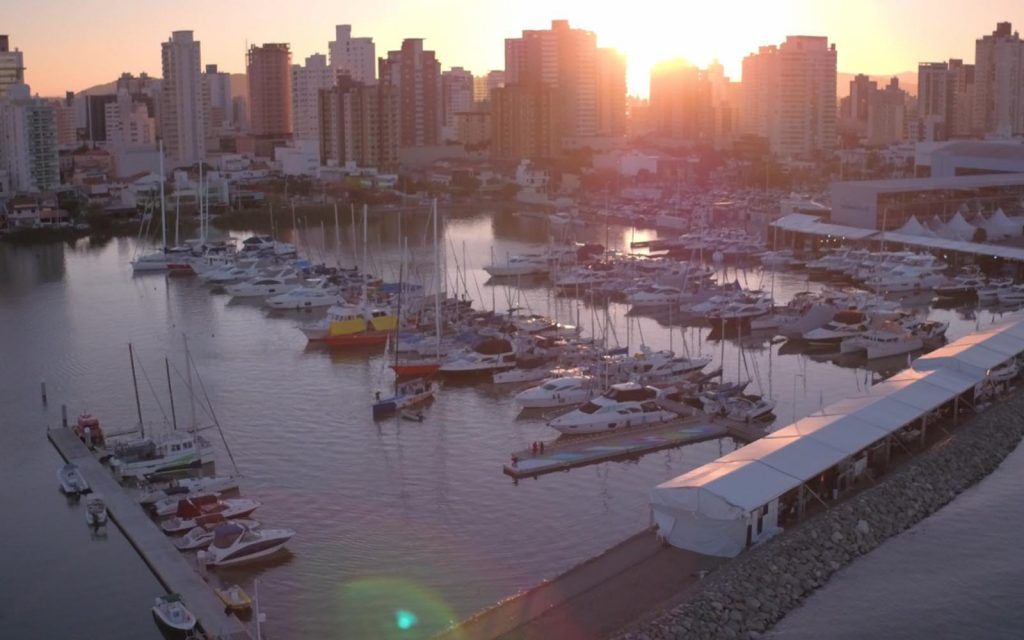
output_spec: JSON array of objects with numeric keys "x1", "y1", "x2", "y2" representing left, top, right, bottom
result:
[
  {"x1": 61, "y1": 404, "x2": 68, "y2": 428},
  {"x1": 41, "y1": 381, "x2": 47, "y2": 405}
]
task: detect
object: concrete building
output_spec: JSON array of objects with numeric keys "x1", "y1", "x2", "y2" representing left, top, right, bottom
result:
[
  {"x1": 741, "y1": 36, "x2": 837, "y2": 157},
  {"x1": 204, "y1": 64, "x2": 233, "y2": 134},
  {"x1": 378, "y1": 39, "x2": 442, "y2": 147},
  {"x1": 0, "y1": 35, "x2": 25, "y2": 97},
  {"x1": 705, "y1": 60, "x2": 739, "y2": 147},
  {"x1": 918, "y1": 59, "x2": 976, "y2": 142},
  {"x1": 247, "y1": 43, "x2": 292, "y2": 138},
  {"x1": 867, "y1": 78, "x2": 907, "y2": 147},
  {"x1": 596, "y1": 48, "x2": 626, "y2": 137},
  {"x1": 318, "y1": 77, "x2": 398, "y2": 169},
  {"x1": 649, "y1": 60, "x2": 712, "y2": 142},
  {"x1": 491, "y1": 84, "x2": 560, "y2": 160},
  {"x1": 85, "y1": 94, "x2": 117, "y2": 143},
  {"x1": 972, "y1": 22, "x2": 1024, "y2": 136},
  {"x1": 453, "y1": 111, "x2": 491, "y2": 148},
  {"x1": 292, "y1": 53, "x2": 335, "y2": 147},
  {"x1": 160, "y1": 31, "x2": 208, "y2": 167},
  {"x1": 473, "y1": 70, "x2": 505, "y2": 104},
  {"x1": 105, "y1": 91, "x2": 156, "y2": 148},
  {"x1": 831, "y1": 173, "x2": 1024, "y2": 230},
  {"x1": 329, "y1": 25, "x2": 375, "y2": 85},
  {"x1": 919, "y1": 140, "x2": 1024, "y2": 177},
  {"x1": 441, "y1": 67, "x2": 474, "y2": 140},
  {"x1": 504, "y1": 20, "x2": 607, "y2": 139},
  {"x1": 0, "y1": 84, "x2": 60, "y2": 193},
  {"x1": 52, "y1": 92, "x2": 77, "y2": 148}
]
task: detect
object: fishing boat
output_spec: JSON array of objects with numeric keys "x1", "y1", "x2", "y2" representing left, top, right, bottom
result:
[
  {"x1": 160, "y1": 495, "x2": 261, "y2": 534},
  {"x1": 215, "y1": 585, "x2": 253, "y2": 612},
  {"x1": 200, "y1": 522, "x2": 295, "y2": 567},
  {"x1": 173, "y1": 519, "x2": 262, "y2": 551},
  {"x1": 547, "y1": 382, "x2": 677, "y2": 435},
  {"x1": 151, "y1": 593, "x2": 197, "y2": 634},
  {"x1": 57, "y1": 463, "x2": 90, "y2": 495},
  {"x1": 85, "y1": 494, "x2": 108, "y2": 527}
]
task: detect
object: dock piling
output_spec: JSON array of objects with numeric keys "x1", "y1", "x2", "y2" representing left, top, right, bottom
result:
[
  {"x1": 61, "y1": 404, "x2": 68, "y2": 428},
  {"x1": 40, "y1": 380, "x2": 47, "y2": 405}
]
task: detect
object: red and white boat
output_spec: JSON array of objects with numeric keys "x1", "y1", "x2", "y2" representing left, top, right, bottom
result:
[{"x1": 160, "y1": 495, "x2": 261, "y2": 534}]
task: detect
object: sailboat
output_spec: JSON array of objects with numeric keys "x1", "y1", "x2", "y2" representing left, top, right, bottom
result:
[
  {"x1": 131, "y1": 142, "x2": 189, "y2": 273},
  {"x1": 391, "y1": 200, "x2": 444, "y2": 377}
]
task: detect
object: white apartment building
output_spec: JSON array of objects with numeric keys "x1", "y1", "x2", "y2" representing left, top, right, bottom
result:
[
  {"x1": 0, "y1": 35, "x2": 25, "y2": 97},
  {"x1": 329, "y1": 25, "x2": 375, "y2": 85},
  {"x1": 441, "y1": 66, "x2": 474, "y2": 139},
  {"x1": 0, "y1": 83, "x2": 59, "y2": 193},
  {"x1": 204, "y1": 64, "x2": 233, "y2": 133},
  {"x1": 741, "y1": 36, "x2": 836, "y2": 157},
  {"x1": 160, "y1": 31, "x2": 208, "y2": 167},
  {"x1": 105, "y1": 92, "x2": 156, "y2": 148},
  {"x1": 972, "y1": 22, "x2": 1024, "y2": 136},
  {"x1": 291, "y1": 53, "x2": 334, "y2": 146}
]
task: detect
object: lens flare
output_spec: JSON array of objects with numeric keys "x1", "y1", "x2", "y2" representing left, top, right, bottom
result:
[
  {"x1": 395, "y1": 609, "x2": 418, "y2": 630},
  {"x1": 336, "y1": 576, "x2": 459, "y2": 639}
]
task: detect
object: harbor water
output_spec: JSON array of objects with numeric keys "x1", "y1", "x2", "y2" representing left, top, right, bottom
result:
[{"x1": 1, "y1": 209, "x2": 1018, "y2": 638}]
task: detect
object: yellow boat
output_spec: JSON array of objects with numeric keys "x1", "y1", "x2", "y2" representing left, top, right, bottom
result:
[{"x1": 215, "y1": 584, "x2": 252, "y2": 611}]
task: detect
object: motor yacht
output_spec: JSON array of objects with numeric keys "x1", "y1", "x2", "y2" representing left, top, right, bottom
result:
[
  {"x1": 172, "y1": 519, "x2": 262, "y2": 551},
  {"x1": 840, "y1": 325, "x2": 923, "y2": 360},
  {"x1": 138, "y1": 476, "x2": 240, "y2": 506},
  {"x1": 439, "y1": 338, "x2": 518, "y2": 375},
  {"x1": 265, "y1": 279, "x2": 339, "y2": 309},
  {"x1": 801, "y1": 310, "x2": 870, "y2": 347},
  {"x1": 547, "y1": 382, "x2": 677, "y2": 434},
  {"x1": 109, "y1": 431, "x2": 215, "y2": 480},
  {"x1": 514, "y1": 375, "x2": 597, "y2": 409},
  {"x1": 201, "y1": 521, "x2": 295, "y2": 567},
  {"x1": 225, "y1": 268, "x2": 303, "y2": 298},
  {"x1": 484, "y1": 254, "x2": 549, "y2": 277}
]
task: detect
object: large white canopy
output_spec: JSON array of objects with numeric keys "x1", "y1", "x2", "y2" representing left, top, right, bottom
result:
[
  {"x1": 896, "y1": 216, "x2": 936, "y2": 238},
  {"x1": 939, "y1": 212, "x2": 977, "y2": 240}
]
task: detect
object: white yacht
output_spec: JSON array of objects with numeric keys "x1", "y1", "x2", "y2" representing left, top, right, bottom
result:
[
  {"x1": 996, "y1": 284, "x2": 1024, "y2": 305},
  {"x1": 172, "y1": 519, "x2": 262, "y2": 551},
  {"x1": 547, "y1": 382, "x2": 677, "y2": 435},
  {"x1": 138, "y1": 476, "x2": 240, "y2": 506},
  {"x1": 802, "y1": 310, "x2": 870, "y2": 346},
  {"x1": 514, "y1": 375, "x2": 597, "y2": 409},
  {"x1": 703, "y1": 394, "x2": 776, "y2": 422},
  {"x1": 439, "y1": 339, "x2": 519, "y2": 375},
  {"x1": 265, "y1": 279, "x2": 339, "y2": 309},
  {"x1": 840, "y1": 325, "x2": 923, "y2": 360},
  {"x1": 201, "y1": 521, "x2": 295, "y2": 567},
  {"x1": 977, "y1": 278, "x2": 1014, "y2": 302},
  {"x1": 109, "y1": 431, "x2": 215, "y2": 480},
  {"x1": 483, "y1": 254, "x2": 549, "y2": 277},
  {"x1": 225, "y1": 269, "x2": 303, "y2": 298},
  {"x1": 626, "y1": 285, "x2": 685, "y2": 309}
]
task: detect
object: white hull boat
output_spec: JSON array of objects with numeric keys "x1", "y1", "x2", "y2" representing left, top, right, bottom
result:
[
  {"x1": 515, "y1": 375, "x2": 596, "y2": 409},
  {"x1": 152, "y1": 594, "x2": 197, "y2": 633},
  {"x1": 58, "y1": 463, "x2": 90, "y2": 495},
  {"x1": 85, "y1": 494, "x2": 108, "y2": 527},
  {"x1": 173, "y1": 519, "x2": 262, "y2": 551},
  {"x1": 201, "y1": 522, "x2": 295, "y2": 567},
  {"x1": 160, "y1": 497, "x2": 262, "y2": 534},
  {"x1": 548, "y1": 383, "x2": 677, "y2": 435},
  {"x1": 138, "y1": 476, "x2": 240, "y2": 506},
  {"x1": 840, "y1": 329, "x2": 923, "y2": 360}
]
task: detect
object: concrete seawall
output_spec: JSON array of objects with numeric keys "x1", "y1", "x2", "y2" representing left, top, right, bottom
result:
[{"x1": 616, "y1": 392, "x2": 1024, "y2": 640}]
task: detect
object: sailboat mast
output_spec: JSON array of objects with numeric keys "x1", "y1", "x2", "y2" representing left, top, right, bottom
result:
[
  {"x1": 362, "y1": 204, "x2": 369, "y2": 301},
  {"x1": 165, "y1": 357, "x2": 177, "y2": 430},
  {"x1": 433, "y1": 199, "x2": 442, "y2": 358},
  {"x1": 334, "y1": 203, "x2": 341, "y2": 267},
  {"x1": 184, "y1": 334, "x2": 196, "y2": 430},
  {"x1": 159, "y1": 141, "x2": 166, "y2": 251},
  {"x1": 174, "y1": 190, "x2": 180, "y2": 247},
  {"x1": 129, "y1": 343, "x2": 144, "y2": 438},
  {"x1": 198, "y1": 159, "x2": 204, "y2": 244}
]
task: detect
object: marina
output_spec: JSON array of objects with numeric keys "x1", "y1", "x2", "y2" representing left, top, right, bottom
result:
[{"x1": 47, "y1": 427, "x2": 251, "y2": 639}]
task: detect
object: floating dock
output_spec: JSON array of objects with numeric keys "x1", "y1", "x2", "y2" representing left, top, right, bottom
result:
[
  {"x1": 503, "y1": 417, "x2": 728, "y2": 479},
  {"x1": 48, "y1": 427, "x2": 250, "y2": 640}
]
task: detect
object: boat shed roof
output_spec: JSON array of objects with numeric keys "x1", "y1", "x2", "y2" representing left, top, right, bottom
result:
[
  {"x1": 772, "y1": 213, "x2": 879, "y2": 240},
  {"x1": 880, "y1": 232, "x2": 1024, "y2": 262}
]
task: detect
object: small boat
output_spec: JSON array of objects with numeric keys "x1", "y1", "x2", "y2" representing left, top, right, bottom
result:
[
  {"x1": 151, "y1": 593, "x2": 197, "y2": 634},
  {"x1": 401, "y1": 410, "x2": 425, "y2": 422},
  {"x1": 215, "y1": 584, "x2": 253, "y2": 612},
  {"x1": 492, "y1": 366, "x2": 552, "y2": 385},
  {"x1": 138, "y1": 475, "x2": 240, "y2": 506},
  {"x1": 372, "y1": 379, "x2": 437, "y2": 419},
  {"x1": 85, "y1": 494, "x2": 108, "y2": 527},
  {"x1": 160, "y1": 495, "x2": 261, "y2": 534},
  {"x1": 201, "y1": 522, "x2": 295, "y2": 567},
  {"x1": 173, "y1": 519, "x2": 262, "y2": 551},
  {"x1": 150, "y1": 491, "x2": 221, "y2": 518},
  {"x1": 58, "y1": 463, "x2": 90, "y2": 495},
  {"x1": 72, "y1": 413, "x2": 104, "y2": 447}
]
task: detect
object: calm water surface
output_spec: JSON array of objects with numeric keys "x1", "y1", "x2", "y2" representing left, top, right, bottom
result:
[{"x1": 1, "y1": 210, "x2": 1018, "y2": 638}]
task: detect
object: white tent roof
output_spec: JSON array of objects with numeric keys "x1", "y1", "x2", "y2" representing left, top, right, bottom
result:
[
  {"x1": 940, "y1": 212, "x2": 976, "y2": 240},
  {"x1": 651, "y1": 459, "x2": 797, "y2": 520},
  {"x1": 717, "y1": 433, "x2": 849, "y2": 481},
  {"x1": 771, "y1": 213, "x2": 879, "y2": 240},
  {"x1": 989, "y1": 208, "x2": 1022, "y2": 237},
  {"x1": 914, "y1": 322, "x2": 1024, "y2": 377},
  {"x1": 896, "y1": 215, "x2": 935, "y2": 237}
]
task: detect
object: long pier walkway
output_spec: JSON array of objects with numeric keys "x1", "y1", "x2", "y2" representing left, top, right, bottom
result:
[
  {"x1": 48, "y1": 427, "x2": 250, "y2": 640},
  {"x1": 503, "y1": 417, "x2": 727, "y2": 479}
]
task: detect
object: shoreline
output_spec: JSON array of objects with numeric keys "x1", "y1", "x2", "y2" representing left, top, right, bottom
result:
[{"x1": 615, "y1": 389, "x2": 1024, "y2": 640}]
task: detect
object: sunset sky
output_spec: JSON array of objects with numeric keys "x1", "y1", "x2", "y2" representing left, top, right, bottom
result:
[{"x1": 7, "y1": 0, "x2": 1022, "y2": 97}]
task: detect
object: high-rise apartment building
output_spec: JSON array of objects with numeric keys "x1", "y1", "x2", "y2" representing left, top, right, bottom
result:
[
  {"x1": 472, "y1": 70, "x2": 505, "y2": 105},
  {"x1": 379, "y1": 39, "x2": 442, "y2": 147},
  {"x1": 917, "y1": 59, "x2": 975, "y2": 140},
  {"x1": 0, "y1": 83, "x2": 59, "y2": 192},
  {"x1": 972, "y1": 22, "x2": 1024, "y2": 136},
  {"x1": 292, "y1": 53, "x2": 335, "y2": 145},
  {"x1": 741, "y1": 36, "x2": 836, "y2": 157},
  {"x1": 159, "y1": 31, "x2": 208, "y2": 167},
  {"x1": 0, "y1": 35, "x2": 25, "y2": 98},
  {"x1": 318, "y1": 77, "x2": 398, "y2": 169},
  {"x1": 51, "y1": 92, "x2": 78, "y2": 148},
  {"x1": 596, "y1": 48, "x2": 627, "y2": 136},
  {"x1": 247, "y1": 43, "x2": 293, "y2": 138},
  {"x1": 649, "y1": 60, "x2": 712, "y2": 141},
  {"x1": 329, "y1": 25, "x2": 375, "y2": 85},
  {"x1": 105, "y1": 91, "x2": 156, "y2": 147},
  {"x1": 204, "y1": 64, "x2": 233, "y2": 134},
  {"x1": 490, "y1": 84, "x2": 561, "y2": 159},
  {"x1": 867, "y1": 78, "x2": 907, "y2": 146},
  {"x1": 442, "y1": 67, "x2": 475, "y2": 138}
]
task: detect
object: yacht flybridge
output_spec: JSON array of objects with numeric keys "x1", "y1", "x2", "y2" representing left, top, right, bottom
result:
[{"x1": 547, "y1": 382, "x2": 677, "y2": 434}]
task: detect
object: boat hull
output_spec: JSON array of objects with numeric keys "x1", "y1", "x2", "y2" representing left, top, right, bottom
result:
[{"x1": 324, "y1": 331, "x2": 393, "y2": 347}]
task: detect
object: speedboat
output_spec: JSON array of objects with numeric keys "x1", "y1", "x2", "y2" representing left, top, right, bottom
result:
[
  {"x1": 138, "y1": 475, "x2": 240, "y2": 506},
  {"x1": 547, "y1": 382, "x2": 677, "y2": 435},
  {"x1": 515, "y1": 375, "x2": 597, "y2": 409},
  {"x1": 802, "y1": 310, "x2": 870, "y2": 347},
  {"x1": 152, "y1": 593, "x2": 197, "y2": 634},
  {"x1": 201, "y1": 522, "x2": 295, "y2": 567},
  {"x1": 85, "y1": 494, "x2": 107, "y2": 527},
  {"x1": 626, "y1": 285, "x2": 685, "y2": 309},
  {"x1": 58, "y1": 463, "x2": 89, "y2": 495},
  {"x1": 150, "y1": 491, "x2": 221, "y2": 518},
  {"x1": 109, "y1": 431, "x2": 215, "y2": 480},
  {"x1": 215, "y1": 585, "x2": 253, "y2": 612},
  {"x1": 173, "y1": 519, "x2": 262, "y2": 551},
  {"x1": 704, "y1": 394, "x2": 776, "y2": 422},
  {"x1": 160, "y1": 495, "x2": 261, "y2": 534}
]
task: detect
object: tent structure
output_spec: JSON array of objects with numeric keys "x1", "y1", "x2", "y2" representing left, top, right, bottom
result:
[
  {"x1": 988, "y1": 208, "x2": 1023, "y2": 238},
  {"x1": 939, "y1": 212, "x2": 977, "y2": 240},
  {"x1": 895, "y1": 215, "x2": 936, "y2": 238},
  {"x1": 650, "y1": 320, "x2": 1024, "y2": 558}
]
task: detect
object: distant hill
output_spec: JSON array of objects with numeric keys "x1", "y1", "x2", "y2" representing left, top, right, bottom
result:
[
  {"x1": 838, "y1": 71, "x2": 917, "y2": 97},
  {"x1": 73, "y1": 73, "x2": 247, "y2": 98}
]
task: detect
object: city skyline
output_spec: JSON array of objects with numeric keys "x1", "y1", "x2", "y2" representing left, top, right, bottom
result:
[{"x1": 8, "y1": 0, "x2": 1024, "y2": 97}]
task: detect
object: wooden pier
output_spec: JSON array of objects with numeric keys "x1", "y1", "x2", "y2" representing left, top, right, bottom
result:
[
  {"x1": 48, "y1": 427, "x2": 250, "y2": 640},
  {"x1": 503, "y1": 417, "x2": 728, "y2": 479}
]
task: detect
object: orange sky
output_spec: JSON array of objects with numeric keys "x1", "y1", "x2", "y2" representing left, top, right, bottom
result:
[{"x1": 5, "y1": 0, "x2": 1021, "y2": 97}]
